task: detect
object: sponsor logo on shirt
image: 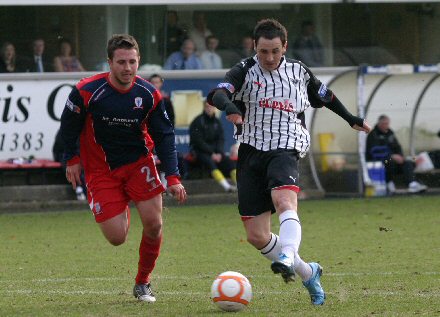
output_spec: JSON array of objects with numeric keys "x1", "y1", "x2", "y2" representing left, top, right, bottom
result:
[
  {"x1": 217, "y1": 82, "x2": 235, "y2": 94},
  {"x1": 133, "y1": 97, "x2": 143, "y2": 110},
  {"x1": 258, "y1": 97, "x2": 295, "y2": 112},
  {"x1": 66, "y1": 98, "x2": 81, "y2": 114}
]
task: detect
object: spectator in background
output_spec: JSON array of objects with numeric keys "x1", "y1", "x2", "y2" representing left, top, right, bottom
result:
[
  {"x1": 237, "y1": 35, "x2": 255, "y2": 60},
  {"x1": 25, "y1": 37, "x2": 53, "y2": 72},
  {"x1": 200, "y1": 35, "x2": 223, "y2": 69},
  {"x1": 147, "y1": 73, "x2": 188, "y2": 181},
  {"x1": 366, "y1": 114, "x2": 427, "y2": 194},
  {"x1": 189, "y1": 100, "x2": 236, "y2": 192},
  {"x1": 163, "y1": 39, "x2": 202, "y2": 70},
  {"x1": 54, "y1": 38, "x2": 85, "y2": 72},
  {"x1": 0, "y1": 41, "x2": 26, "y2": 73},
  {"x1": 292, "y1": 20, "x2": 324, "y2": 67},
  {"x1": 188, "y1": 11, "x2": 212, "y2": 54},
  {"x1": 148, "y1": 73, "x2": 175, "y2": 127},
  {"x1": 158, "y1": 11, "x2": 187, "y2": 58}
]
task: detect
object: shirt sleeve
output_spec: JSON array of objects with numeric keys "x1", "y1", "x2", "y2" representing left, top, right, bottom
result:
[
  {"x1": 305, "y1": 64, "x2": 364, "y2": 127},
  {"x1": 147, "y1": 99, "x2": 180, "y2": 178},
  {"x1": 303, "y1": 64, "x2": 333, "y2": 108},
  {"x1": 207, "y1": 58, "x2": 251, "y2": 104},
  {"x1": 60, "y1": 86, "x2": 86, "y2": 164}
]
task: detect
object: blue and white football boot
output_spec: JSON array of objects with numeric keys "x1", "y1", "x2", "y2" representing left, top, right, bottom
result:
[
  {"x1": 302, "y1": 262, "x2": 325, "y2": 305},
  {"x1": 271, "y1": 253, "x2": 296, "y2": 283}
]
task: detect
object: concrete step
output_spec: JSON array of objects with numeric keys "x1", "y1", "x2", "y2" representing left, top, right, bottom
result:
[
  {"x1": 0, "y1": 189, "x2": 326, "y2": 214},
  {"x1": 0, "y1": 179, "x2": 325, "y2": 213},
  {"x1": 0, "y1": 184, "x2": 76, "y2": 202}
]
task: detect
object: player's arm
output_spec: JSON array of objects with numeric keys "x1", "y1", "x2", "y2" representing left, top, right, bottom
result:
[
  {"x1": 305, "y1": 66, "x2": 371, "y2": 133},
  {"x1": 207, "y1": 59, "x2": 250, "y2": 125},
  {"x1": 148, "y1": 100, "x2": 187, "y2": 203},
  {"x1": 60, "y1": 86, "x2": 86, "y2": 188}
]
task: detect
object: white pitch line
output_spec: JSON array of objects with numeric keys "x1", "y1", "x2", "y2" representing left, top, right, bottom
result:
[
  {"x1": 0, "y1": 272, "x2": 439, "y2": 284},
  {"x1": 1, "y1": 289, "x2": 439, "y2": 298}
]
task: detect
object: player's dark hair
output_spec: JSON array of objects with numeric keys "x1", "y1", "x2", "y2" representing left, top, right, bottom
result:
[
  {"x1": 253, "y1": 19, "x2": 287, "y2": 46},
  {"x1": 107, "y1": 34, "x2": 139, "y2": 59}
]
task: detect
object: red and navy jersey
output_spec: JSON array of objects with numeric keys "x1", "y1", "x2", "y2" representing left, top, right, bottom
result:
[{"x1": 60, "y1": 72, "x2": 179, "y2": 178}]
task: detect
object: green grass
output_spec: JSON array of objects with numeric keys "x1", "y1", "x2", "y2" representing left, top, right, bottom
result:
[{"x1": 1, "y1": 196, "x2": 440, "y2": 316}]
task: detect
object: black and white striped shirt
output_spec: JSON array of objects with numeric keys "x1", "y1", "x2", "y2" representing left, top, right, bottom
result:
[{"x1": 217, "y1": 55, "x2": 330, "y2": 157}]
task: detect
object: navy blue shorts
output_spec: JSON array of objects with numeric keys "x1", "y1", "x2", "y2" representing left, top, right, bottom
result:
[{"x1": 237, "y1": 143, "x2": 300, "y2": 218}]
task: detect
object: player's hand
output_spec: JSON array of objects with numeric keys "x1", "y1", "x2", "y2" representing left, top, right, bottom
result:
[
  {"x1": 352, "y1": 119, "x2": 371, "y2": 133},
  {"x1": 66, "y1": 163, "x2": 82, "y2": 189},
  {"x1": 167, "y1": 184, "x2": 187, "y2": 204},
  {"x1": 226, "y1": 114, "x2": 243, "y2": 125}
]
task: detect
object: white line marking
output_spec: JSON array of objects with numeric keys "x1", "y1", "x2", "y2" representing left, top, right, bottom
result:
[
  {"x1": 0, "y1": 272, "x2": 438, "y2": 284},
  {"x1": 2, "y1": 289, "x2": 439, "y2": 298}
]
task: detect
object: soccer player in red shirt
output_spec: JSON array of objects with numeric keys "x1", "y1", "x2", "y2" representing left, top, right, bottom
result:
[{"x1": 60, "y1": 34, "x2": 187, "y2": 303}]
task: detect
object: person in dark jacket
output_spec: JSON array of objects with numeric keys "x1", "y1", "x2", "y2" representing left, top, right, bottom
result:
[
  {"x1": 189, "y1": 100, "x2": 236, "y2": 191},
  {"x1": 366, "y1": 114, "x2": 427, "y2": 194}
]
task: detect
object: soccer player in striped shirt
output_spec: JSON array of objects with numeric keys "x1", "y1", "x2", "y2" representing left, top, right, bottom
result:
[
  {"x1": 60, "y1": 34, "x2": 187, "y2": 303},
  {"x1": 208, "y1": 19, "x2": 371, "y2": 305}
]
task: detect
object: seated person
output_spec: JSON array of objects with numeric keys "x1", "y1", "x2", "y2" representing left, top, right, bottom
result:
[
  {"x1": 366, "y1": 114, "x2": 427, "y2": 194},
  {"x1": 53, "y1": 38, "x2": 85, "y2": 72},
  {"x1": 189, "y1": 100, "x2": 236, "y2": 192},
  {"x1": 163, "y1": 39, "x2": 202, "y2": 70},
  {"x1": 200, "y1": 35, "x2": 223, "y2": 69}
]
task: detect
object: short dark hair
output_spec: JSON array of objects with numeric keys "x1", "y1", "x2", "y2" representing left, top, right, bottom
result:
[
  {"x1": 148, "y1": 73, "x2": 164, "y2": 82},
  {"x1": 253, "y1": 18, "x2": 287, "y2": 46},
  {"x1": 107, "y1": 34, "x2": 139, "y2": 59},
  {"x1": 378, "y1": 114, "x2": 389, "y2": 122}
]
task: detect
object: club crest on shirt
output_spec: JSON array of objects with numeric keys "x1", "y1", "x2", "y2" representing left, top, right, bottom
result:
[
  {"x1": 133, "y1": 97, "x2": 143, "y2": 110},
  {"x1": 289, "y1": 77, "x2": 299, "y2": 85},
  {"x1": 253, "y1": 81, "x2": 264, "y2": 88}
]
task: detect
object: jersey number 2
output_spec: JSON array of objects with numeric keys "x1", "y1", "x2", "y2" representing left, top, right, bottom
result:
[{"x1": 141, "y1": 166, "x2": 155, "y2": 183}]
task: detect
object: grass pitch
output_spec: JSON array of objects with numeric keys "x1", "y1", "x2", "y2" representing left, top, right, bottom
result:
[{"x1": 1, "y1": 196, "x2": 439, "y2": 316}]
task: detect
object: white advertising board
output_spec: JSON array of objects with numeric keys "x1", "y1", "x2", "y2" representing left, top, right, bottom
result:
[{"x1": 0, "y1": 79, "x2": 75, "y2": 160}]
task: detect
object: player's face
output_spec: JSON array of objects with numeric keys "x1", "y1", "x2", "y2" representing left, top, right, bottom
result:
[
  {"x1": 108, "y1": 48, "x2": 139, "y2": 90},
  {"x1": 255, "y1": 37, "x2": 287, "y2": 72}
]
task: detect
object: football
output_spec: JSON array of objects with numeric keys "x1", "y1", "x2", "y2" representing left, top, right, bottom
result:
[{"x1": 211, "y1": 271, "x2": 252, "y2": 312}]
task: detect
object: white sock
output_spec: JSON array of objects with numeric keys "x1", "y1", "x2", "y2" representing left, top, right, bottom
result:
[
  {"x1": 293, "y1": 252, "x2": 312, "y2": 281},
  {"x1": 259, "y1": 233, "x2": 281, "y2": 262},
  {"x1": 278, "y1": 210, "x2": 301, "y2": 261},
  {"x1": 219, "y1": 179, "x2": 231, "y2": 190}
]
